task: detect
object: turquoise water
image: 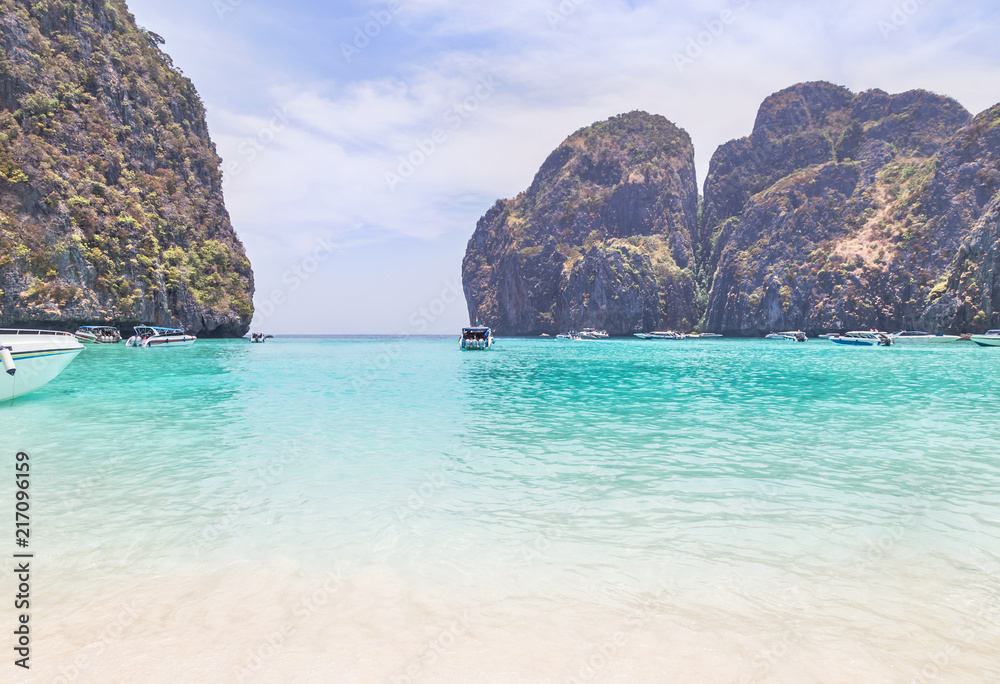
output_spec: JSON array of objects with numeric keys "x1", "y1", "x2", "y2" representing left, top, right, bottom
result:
[{"x1": 4, "y1": 337, "x2": 1000, "y2": 682}]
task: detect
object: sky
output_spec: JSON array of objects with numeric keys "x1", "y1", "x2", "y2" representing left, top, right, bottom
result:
[{"x1": 123, "y1": 0, "x2": 1000, "y2": 334}]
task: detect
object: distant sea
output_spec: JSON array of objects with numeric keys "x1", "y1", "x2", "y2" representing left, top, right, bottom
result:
[{"x1": 4, "y1": 337, "x2": 999, "y2": 683}]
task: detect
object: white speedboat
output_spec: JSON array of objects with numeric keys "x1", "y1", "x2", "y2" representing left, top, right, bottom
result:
[
  {"x1": 249, "y1": 332, "x2": 273, "y2": 343},
  {"x1": 460, "y1": 325, "x2": 493, "y2": 350},
  {"x1": 830, "y1": 331, "x2": 893, "y2": 347},
  {"x1": 75, "y1": 325, "x2": 122, "y2": 344},
  {"x1": 0, "y1": 330, "x2": 85, "y2": 401},
  {"x1": 556, "y1": 332, "x2": 585, "y2": 341},
  {"x1": 578, "y1": 328, "x2": 609, "y2": 339},
  {"x1": 126, "y1": 325, "x2": 196, "y2": 348},
  {"x1": 766, "y1": 331, "x2": 807, "y2": 342},
  {"x1": 890, "y1": 331, "x2": 960, "y2": 345},
  {"x1": 971, "y1": 330, "x2": 1000, "y2": 347},
  {"x1": 634, "y1": 331, "x2": 683, "y2": 340},
  {"x1": 697, "y1": 333, "x2": 723, "y2": 338}
]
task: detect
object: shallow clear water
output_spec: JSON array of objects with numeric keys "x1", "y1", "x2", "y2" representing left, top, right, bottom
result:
[{"x1": 3, "y1": 337, "x2": 999, "y2": 683}]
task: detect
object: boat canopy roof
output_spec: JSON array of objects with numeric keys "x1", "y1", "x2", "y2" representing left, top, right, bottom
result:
[
  {"x1": 0, "y1": 329, "x2": 76, "y2": 337},
  {"x1": 894, "y1": 331, "x2": 931, "y2": 336},
  {"x1": 986, "y1": 330, "x2": 1000, "y2": 335},
  {"x1": 78, "y1": 325, "x2": 117, "y2": 331},
  {"x1": 135, "y1": 325, "x2": 185, "y2": 334},
  {"x1": 462, "y1": 326, "x2": 491, "y2": 333}
]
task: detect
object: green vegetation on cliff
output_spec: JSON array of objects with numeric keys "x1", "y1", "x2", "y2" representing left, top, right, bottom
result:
[{"x1": 0, "y1": 0, "x2": 253, "y2": 335}]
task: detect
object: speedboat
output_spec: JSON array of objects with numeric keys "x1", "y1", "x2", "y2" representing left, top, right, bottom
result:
[
  {"x1": 830, "y1": 331, "x2": 893, "y2": 347},
  {"x1": 578, "y1": 328, "x2": 610, "y2": 340},
  {"x1": 0, "y1": 329, "x2": 85, "y2": 402},
  {"x1": 460, "y1": 325, "x2": 493, "y2": 350},
  {"x1": 890, "y1": 331, "x2": 960, "y2": 345},
  {"x1": 75, "y1": 325, "x2": 122, "y2": 344},
  {"x1": 556, "y1": 332, "x2": 585, "y2": 341},
  {"x1": 634, "y1": 331, "x2": 683, "y2": 340},
  {"x1": 249, "y1": 332, "x2": 273, "y2": 343},
  {"x1": 971, "y1": 330, "x2": 1000, "y2": 347},
  {"x1": 766, "y1": 331, "x2": 807, "y2": 342},
  {"x1": 126, "y1": 325, "x2": 197, "y2": 348},
  {"x1": 697, "y1": 333, "x2": 723, "y2": 338}
]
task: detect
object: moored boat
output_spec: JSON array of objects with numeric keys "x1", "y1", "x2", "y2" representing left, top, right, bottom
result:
[
  {"x1": 75, "y1": 325, "x2": 122, "y2": 344},
  {"x1": 460, "y1": 325, "x2": 493, "y2": 350},
  {"x1": 249, "y1": 332, "x2": 273, "y2": 343},
  {"x1": 697, "y1": 333, "x2": 723, "y2": 338},
  {"x1": 556, "y1": 332, "x2": 585, "y2": 341},
  {"x1": 634, "y1": 331, "x2": 683, "y2": 340},
  {"x1": 0, "y1": 329, "x2": 85, "y2": 402},
  {"x1": 890, "y1": 331, "x2": 961, "y2": 345},
  {"x1": 126, "y1": 325, "x2": 197, "y2": 348},
  {"x1": 829, "y1": 331, "x2": 893, "y2": 347},
  {"x1": 765, "y1": 331, "x2": 807, "y2": 342},
  {"x1": 971, "y1": 330, "x2": 1000, "y2": 347},
  {"x1": 578, "y1": 328, "x2": 609, "y2": 340}
]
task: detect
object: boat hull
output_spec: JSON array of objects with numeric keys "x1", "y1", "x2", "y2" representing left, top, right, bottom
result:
[
  {"x1": 971, "y1": 336, "x2": 1000, "y2": 347},
  {"x1": 144, "y1": 336, "x2": 196, "y2": 347},
  {"x1": 128, "y1": 334, "x2": 196, "y2": 348},
  {"x1": 765, "y1": 332, "x2": 807, "y2": 341},
  {"x1": 891, "y1": 336, "x2": 960, "y2": 345},
  {"x1": 0, "y1": 334, "x2": 84, "y2": 401},
  {"x1": 634, "y1": 333, "x2": 683, "y2": 340},
  {"x1": 830, "y1": 338, "x2": 877, "y2": 347}
]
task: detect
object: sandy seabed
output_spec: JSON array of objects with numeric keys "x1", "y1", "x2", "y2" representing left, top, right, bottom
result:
[{"x1": 7, "y1": 559, "x2": 997, "y2": 684}]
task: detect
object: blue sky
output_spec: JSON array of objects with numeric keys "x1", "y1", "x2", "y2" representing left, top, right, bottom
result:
[{"x1": 124, "y1": 0, "x2": 999, "y2": 334}]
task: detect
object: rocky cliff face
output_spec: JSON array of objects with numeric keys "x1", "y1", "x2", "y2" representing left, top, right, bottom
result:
[
  {"x1": 462, "y1": 111, "x2": 700, "y2": 335},
  {"x1": 0, "y1": 0, "x2": 253, "y2": 337},
  {"x1": 923, "y1": 104, "x2": 1000, "y2": 331},
  {"x1": 702, "y1": 81, "x2": 978, "y2": 335},
  {"x1": 465, "y1": 83, "x2": 1000, "y2": 336}
]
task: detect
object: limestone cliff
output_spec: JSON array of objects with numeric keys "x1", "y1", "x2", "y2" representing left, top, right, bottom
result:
[
  {"x1": 923, "y1": 104, "x2": 1000, "y2": 330},
  {"x1": 462, "y1": 111, "x2": 699, "y2": 335},
  {"x1": 702, "y1": 82, "x2": 976, "y2": 335},
  {"x1": 0, "y1": 0, "x2": 253, "y2": 336},
  {"x1": 464, "y1": 83, "x2": 1000, "y2": 336}
]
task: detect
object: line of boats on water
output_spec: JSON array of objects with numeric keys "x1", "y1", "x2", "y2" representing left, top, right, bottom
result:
[
  {"x1": 0, "y1": 322, "x2": 285, "y2": 401},
  {"x1": 0, "y1": 323, "x2": 199, "y2": 402},
  {"x1": 460, "y1": 326, "x2": 729, "y2": 347},
  {"x1": 555, "y1": 329, "x2": 727, "y2": 341},
  {"x1": 4, "y1": 321, "x2": 1000, "y2": 402},
  {"x1": 764, "y1": 329, "x2": 1000, "y2": 347},
  {"x1": 73, "y1": 324, "x2": 196, "y2": 347},
  {"x1": 459, "y1": 325, "x2": 1000, "y2": 349}
]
